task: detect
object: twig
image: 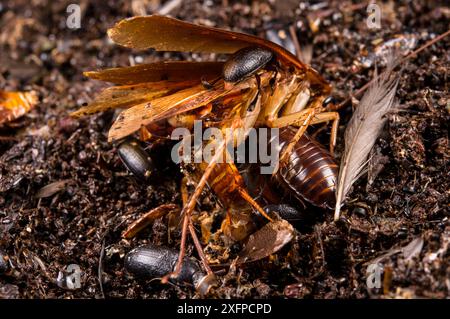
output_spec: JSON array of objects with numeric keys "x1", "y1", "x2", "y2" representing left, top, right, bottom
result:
[
  {"x1": 98, "y1": 236, "x2": 106, "y2": 299},
  {"x1": 158, "y1": 0, "x2": 182, "y2": 15}
]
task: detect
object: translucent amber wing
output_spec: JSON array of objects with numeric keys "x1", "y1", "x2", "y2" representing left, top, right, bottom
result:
[
  {"x1": 0, "y1": 91, "x2": 38, "y2": 125},
  {"x1": 108, "y1": 84, "x2": 225, "y2": 142},
  {"x1": 107, "y1": 77, "x2": 260, "y2": 142},
  {"x1": 108, "y1": 16, "x2": 330, "y2": 88},
  {"x1": 109, "y1": 16, "x2": 302, "y2": 65},
  {"x1": 108, "y1": 15, "x2": 252, "y2": 53},
  {"x1": 71, "y1": 80, "x2": 197, "y2": 117},
  {"x1": 84, "y1": 61, "x2": 224, "y2": 85}
]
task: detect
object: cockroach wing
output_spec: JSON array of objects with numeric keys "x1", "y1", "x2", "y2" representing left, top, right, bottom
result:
[
  {"x1": 84, "y1": 61, "x2": 224, "y2": 85},
  {"x1": 0, "y1": 90, "x2": 38, "y2": 125},
  {"x1": 108, "y1": 76, "x2": 260, "y2": 142},
  {"x1": 108, "y1": 83, "x2": 224, "y2": 142},
  {"x1": 108, "y1": 16, "x2": 308, "y2": 70},
  {"x1": 109, "y1": 15, "x2": 257, "y2": 53},
  {"x1": 71, "y1": 80, "x2": 198, "y2": 117}
]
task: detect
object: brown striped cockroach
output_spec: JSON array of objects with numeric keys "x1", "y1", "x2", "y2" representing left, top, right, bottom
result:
[{"x1": 262, "y1": 126, "x2": 338, "y2": 210}]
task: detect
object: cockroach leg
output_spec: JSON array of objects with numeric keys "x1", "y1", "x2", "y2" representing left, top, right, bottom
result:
[
  {"x1": 269, "y1": 108, "x2": 316, "y2": 165},
  {"x1": 180, "y1": 176, "x2": 215, "y2": 278},
  {"x1": 269, "y1": 108, "x2": 339, "y2": 159},
  {"x1": 162, "y1": 140, "x2": 227, "y2": 283},
  {"x1": 188, "y1": 220, "x2": 214, "y2": 277},
  {"x1": 122, "y1": 203, "x2": 180, "y2": 239},
  {"x1": 309, "y1": 111, "x2": 340, "y2": 155},
  {"x1": 139, "y1": 126, "x2": 152, "y2": 141}
]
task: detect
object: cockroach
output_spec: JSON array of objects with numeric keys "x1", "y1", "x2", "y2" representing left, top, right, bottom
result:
[
  {"x1": 272, "y1": 127, "x2": 338, "y2": 210},
  {"x1": 241, "y1": 126, "x2": 338, "y2": 210},
  {"x1": 72, "y1": 15, "x2": 344, "y2": 283},
  {"x1": 125, "y1": 245, "x2": 215, "y2": 295}
]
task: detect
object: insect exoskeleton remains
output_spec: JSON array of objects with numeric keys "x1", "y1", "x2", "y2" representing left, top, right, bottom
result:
[{"x1": 239, "y1": 126, "x2": 338, "y2": 210}]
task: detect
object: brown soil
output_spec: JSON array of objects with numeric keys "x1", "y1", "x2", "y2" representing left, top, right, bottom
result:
[{"x1": 0, "y1": 0, "x2": 448, "y2": 299}]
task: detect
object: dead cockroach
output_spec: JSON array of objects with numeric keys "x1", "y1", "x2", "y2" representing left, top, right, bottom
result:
[
  {"x1": 241, "y1": 126, "x2": 338, "y2": 210},
  {"x1": 72, "y1": 15, "x2": 342, "y2": 283},
  {"x1": 272, "y1": 127, "x2": 338, "y2": 210}
]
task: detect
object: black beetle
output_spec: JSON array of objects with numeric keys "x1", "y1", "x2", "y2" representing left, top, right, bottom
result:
[
  {"x1": 263, "y1": 204, "x2": 304, "y2": 221},
  {"x1": 117, "y1": 139, "x2": 154, "y2": 181},
  {"x1": 125, "y1": 245, "x2": 215, "y2": 295},
  {"x1": 322, "y1": 96, "x2": 336, "y2": 108},
  {"x1": 251, "y1": 204, "x2": 316, "y2": 232},
  {"x1": 223, "y1": 46, "x2": 273, "y2": 83}
]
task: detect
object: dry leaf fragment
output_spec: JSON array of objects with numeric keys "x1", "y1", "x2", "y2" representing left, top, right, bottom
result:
[
  {"x1": 0, "y1": 90, "x2": 38, "y2": 125},
  {"x1": 237, "y1": 219, "x2": 294, "y2": 263}
]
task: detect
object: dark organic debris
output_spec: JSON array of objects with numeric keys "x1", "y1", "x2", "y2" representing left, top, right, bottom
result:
[{"x1": 0, "y1": 250, "x2": 9, "y2": 274}]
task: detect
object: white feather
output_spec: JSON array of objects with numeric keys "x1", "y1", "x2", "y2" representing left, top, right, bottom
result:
[{"x1": 334, "y1": 66, "x2": 399, "y2": 221}]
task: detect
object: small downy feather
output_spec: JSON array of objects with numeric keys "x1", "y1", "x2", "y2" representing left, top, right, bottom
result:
[{"x1": 334, "y1": 62, "x2": 399, "y2": 221}]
